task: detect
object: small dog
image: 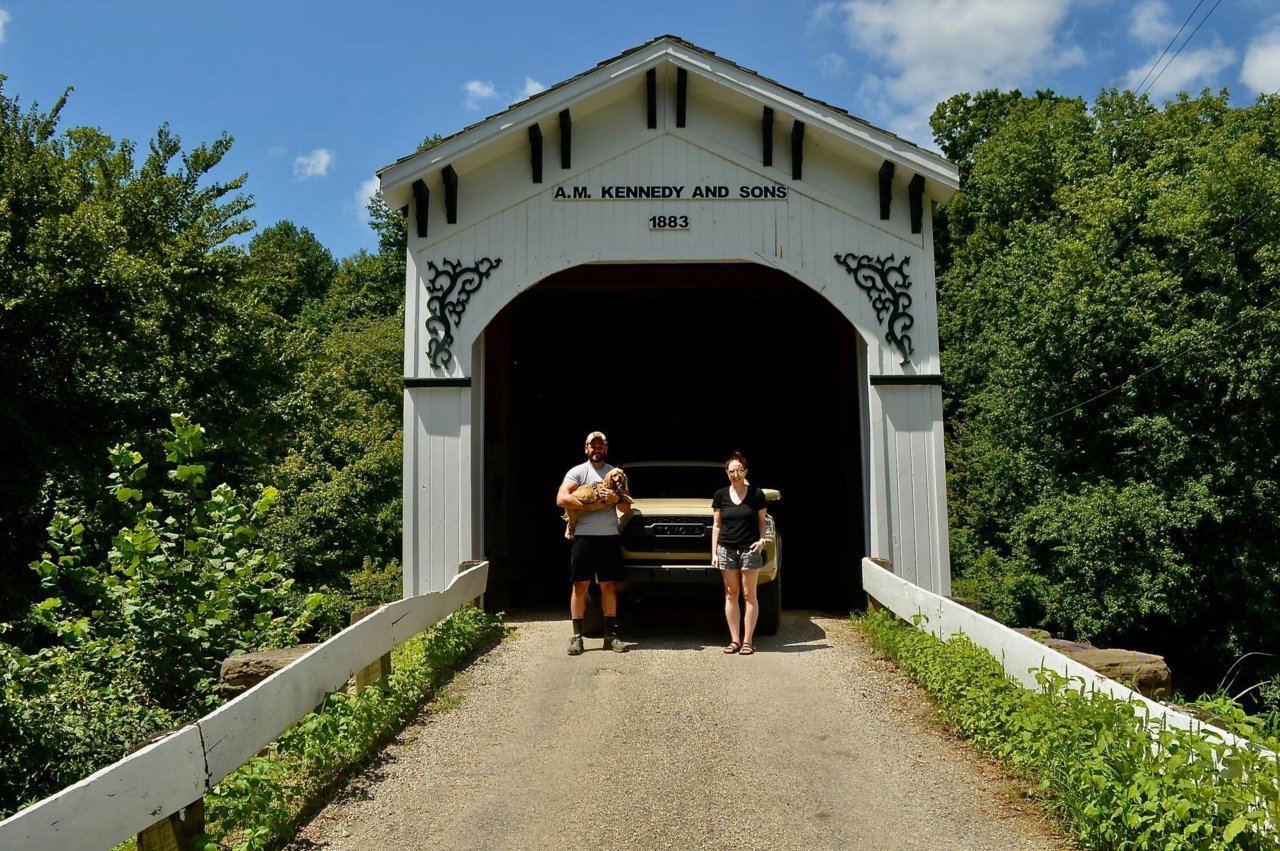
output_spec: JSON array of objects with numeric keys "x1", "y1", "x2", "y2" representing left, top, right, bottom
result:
[{"x1": 562, "y1": 467, "x2": 630, "y2": 539}]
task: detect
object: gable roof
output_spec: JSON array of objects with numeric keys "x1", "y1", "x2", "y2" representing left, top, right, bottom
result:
[{"x1": 377, "y1": 35, "x2": 958, "y2": 208}]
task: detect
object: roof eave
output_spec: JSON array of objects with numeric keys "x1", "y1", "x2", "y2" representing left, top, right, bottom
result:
[{"x1": 379, "y1": 36, "x2": 958, "y2": 208}]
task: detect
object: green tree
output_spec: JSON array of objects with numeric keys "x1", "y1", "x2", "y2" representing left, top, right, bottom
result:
[
  {"x1": 261, "y1": 148, "x2": 433, "y2": 589},
  {"x1": 266, "y1": 315, "x2": 404, "y2": 587},
  {"x1": 937, "y1": 89, "x2": 1280, "y2": 690},
  {"x1": 0, "y1": 416, "x2": 313, "y2": 815},
  {"x1": 243, "y1": 221, "x2": 337, "y2": 321},
  {"x1": 0, "y1": 80, "x2": 285, "y2": 619}
]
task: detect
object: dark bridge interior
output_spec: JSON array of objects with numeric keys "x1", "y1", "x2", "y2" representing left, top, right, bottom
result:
[{"x1": 482, "y1": 263, "x2": 865, "y2": 614}]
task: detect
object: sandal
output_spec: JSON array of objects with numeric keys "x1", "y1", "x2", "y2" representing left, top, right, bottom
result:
[
  {"x1": 739, "y1": 643, "x2": 755, "y2": 656},
  {"x1": 723, "y1": 642, "x2": 741, "y2": 654}
]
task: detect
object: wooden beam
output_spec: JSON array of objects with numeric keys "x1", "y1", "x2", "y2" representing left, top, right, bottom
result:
[
  {"x1": 791, "y1": 120, "x2": 805, "y2": 180},
  {"x1": 442, "y1": 165, "x2": 458, "y2": 225},
  {"x1": 762, "y1": 107, "x2": 774, "y2": 167},
  {"x1": 909, "y1": 174, "x2": 925, "y2": 234},
  {"x1": 528, "y1": 124, "x2": 543, "y2": 184},
  {"x1": 878, "y1": 161, "x2": 894, "y2": 220},
  {"x1": 412, "y1": 179, "x2": 429, "y2": 238},
  {"x1": 559, "y1": 109, "x2": 572, "y2": 169},
  {"x1": 350, "y1": 607, "x2": 392, "y2": 694},
  {"x1": 646, "y1": 68, "x2": 657, "y2": 129},
  {"x1": 676, "y1": 68, "x2": 687, "y2": 127}
]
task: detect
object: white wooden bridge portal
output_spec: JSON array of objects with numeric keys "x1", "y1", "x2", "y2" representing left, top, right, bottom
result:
[{"x1": 377, "y1": 35, "x2": 958, "y2": 608}]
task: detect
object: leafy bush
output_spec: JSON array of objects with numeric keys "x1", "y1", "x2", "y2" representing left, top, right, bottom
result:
[
  {"x1": 201, "y1": 606, "x2": 507, "y2": 850},
  {"x1": 935, "y1": 89, "x2": 1280, "y2": 689},
  {"x1": 858, "y1": 610, "x2": 1280, "y2": 849},
  {"x1": 347, "y1": 557, "x2": 404, "y2": 610},
  {"x1": 0, "y1": 416, "x2": 315, "y2": 816}
]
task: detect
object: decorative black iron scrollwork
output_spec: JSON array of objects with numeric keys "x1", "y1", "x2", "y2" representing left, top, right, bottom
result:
[
  {"x1": 424, "y1": 257, "x2": 502, "y2": 369},
  {"x1": 834, "y1": 252, "x2": 915, "y2": 365}
]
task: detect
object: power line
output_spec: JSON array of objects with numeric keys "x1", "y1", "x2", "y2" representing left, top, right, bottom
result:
[
  {"x1": 1139, "y1": 0, "x2": 1227, "y2": 99},
  {"x1": 1132, "y1": 0, "x2": 1206, "y2": 97}
]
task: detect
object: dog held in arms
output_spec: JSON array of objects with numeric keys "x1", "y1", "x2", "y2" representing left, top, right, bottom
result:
[{"x1": 561, "y1": 467, "x2": 631, "y2": 539}]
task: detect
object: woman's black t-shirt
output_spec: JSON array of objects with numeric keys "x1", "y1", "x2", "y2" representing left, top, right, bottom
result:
[{"x1": 711, "y1": 485, "x2": 768, "y2": 548}]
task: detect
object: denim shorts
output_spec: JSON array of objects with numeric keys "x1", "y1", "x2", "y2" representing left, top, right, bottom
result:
[{"x1": 717, "y1": 544, "x2": 763, "y2": 571}]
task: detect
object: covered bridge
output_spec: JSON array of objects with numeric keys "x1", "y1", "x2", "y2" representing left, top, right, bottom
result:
[{"x1": 376, "y1": 35, "x2": 958, "y2": 610}]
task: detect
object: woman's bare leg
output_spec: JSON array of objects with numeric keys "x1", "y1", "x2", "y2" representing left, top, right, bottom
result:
[
  {"x1": 722, "y1": 569, "x2": 742, "y2": 646},
  {"x1": 741, "y1": 568, "x2": 761, "y2": 646}
]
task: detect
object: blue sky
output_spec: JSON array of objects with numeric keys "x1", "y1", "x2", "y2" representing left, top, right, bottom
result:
[{"x1": 2, "y1": 1, "x2": 1277, "y2": 259}]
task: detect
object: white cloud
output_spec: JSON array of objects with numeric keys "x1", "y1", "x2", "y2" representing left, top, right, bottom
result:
[
  {"x1": 1129, "y1": 1, "x2": 1177, "y2": 46},
  {"x1": 820, "y1": 52, "x2": 846, "y2": 77},
  {"x1": 354, "y1": 176, "x2": 380, "y2": 220},
  {"x1": 293, "y1": 148, "x2": 334, "y2": 179},
  {"x1": 1241, "y1": 27, "x2": 1280, "y2": 94},
  {"x1": 1121, "y1": 1, "x2": 1236, "y2": 98},
  {"x1": 518, "y1": 77, "x2": 546, "y2": 100},
  {"x1": 1123, "y1": 42, "x2": 1236, "y2": 98},
  {"x1": 835, "y1": 0, "x2": 1083, "y2": 140},
  {"x1": 0, "y1": 9, "x2": 11, "y2": 43},
  {"x1": 810, "y1": 1, "x2": 838, "y2": 27},
  {"x1": 463, "y1": 79, "x2": 499, "y2": 110},
  {"x1": 268, "y1": 145, "x2": 288, "y2": 159}
]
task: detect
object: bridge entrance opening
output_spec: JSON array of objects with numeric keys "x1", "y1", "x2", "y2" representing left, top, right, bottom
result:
[{"x1": 482, "y1": 263, "x2": 865, "y2": 614}]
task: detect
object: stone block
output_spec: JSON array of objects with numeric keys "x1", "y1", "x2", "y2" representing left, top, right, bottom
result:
[
  {"x1": 1066, "y1": 648, "x2": 1172, "y2": 700},
  {"x1": 220, "y1": 644, "x2": 319, "y2": 700}
]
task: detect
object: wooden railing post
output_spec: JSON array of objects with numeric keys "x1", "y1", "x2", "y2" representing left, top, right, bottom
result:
[
  {"x1": 866, "y1": 556, "x2": 892, "y2": 613},
  {"x1": 459, "y1": 560, "x2": 487, "y2": 609},
  {"x1": 350, "y1": 606, "x2": 393, "y2": 693},
  {"x1": 136, "y1": 799, "x2": 203, "y2": 851}
]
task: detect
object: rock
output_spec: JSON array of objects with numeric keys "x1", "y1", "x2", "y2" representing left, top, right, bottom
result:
[
  {"x1": 947, "y1": 597, "x2": 988, "y2": 616},
  {"x1": 1042, "y1": 637, "x2": 1094, "y2": 654},
  {"x1": 1065, "y1": 648, "x2": 1171, "y2": 700},
  {"x1": 221, "y1": 644, "x2": 320, "y2": 699},
  {"x1": 1013, "y1": 627, "x2": 1051, "y2": 642}
]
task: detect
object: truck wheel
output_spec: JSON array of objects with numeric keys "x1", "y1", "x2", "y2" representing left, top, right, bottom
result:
[{"x1": 756, "y1": 574, "x2": 781, "y2": 635}]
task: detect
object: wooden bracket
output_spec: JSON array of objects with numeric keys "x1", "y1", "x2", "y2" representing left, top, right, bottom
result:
[
  {"x1": 909, "y1": 174, "x2": 925, "y2": 234},
  {"x1": 762, "y1": 107, "x2": 774, "y2": 167},
  {"x1": 559, "y1": 109, "x2": 572, "y2": 169},
  {"x1": 676, "y1": 68, "x2": 687, "y2": 128},
  {"x1": 646, "y1": 68, "x2": 657, "y2": 129},
  {"x1": 791, "y1": 120, "x2": 805, "y2": 180},
  {"x1": 442, "y1": 165, "x2": 458, "y2": 225},
  {"x1": 878, "y1": 161, "x2": 894, "y2": 221},
  {"x1": 412, "y1": 179, "x2": 429, "y2": 238},
  {"x1": 528, "y1": 124, "x2": 543, "y2": 184}
]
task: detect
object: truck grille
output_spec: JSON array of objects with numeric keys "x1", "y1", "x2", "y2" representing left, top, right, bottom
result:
[{"x1": 621, "y1": 515, "x2": 713, "y2": 553}]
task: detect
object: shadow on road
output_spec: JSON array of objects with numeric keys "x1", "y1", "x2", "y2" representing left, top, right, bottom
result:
[{"x1": 505, "y1": 595, "x2": 844, "y2": 653}]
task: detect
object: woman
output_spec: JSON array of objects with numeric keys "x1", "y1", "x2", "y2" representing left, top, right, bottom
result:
[{"x1": 710, "y1": 452, "x2": 769, "y2": 655}]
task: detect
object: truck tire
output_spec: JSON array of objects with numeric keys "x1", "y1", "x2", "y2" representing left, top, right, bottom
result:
[{"x1": 756, "y1": 573, "x2": 781, "y2": 635}]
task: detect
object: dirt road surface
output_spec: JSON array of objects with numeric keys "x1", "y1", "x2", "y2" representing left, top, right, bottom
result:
[{"x1": 288, "y1": 606, "x2": 1070, "y2": 851}]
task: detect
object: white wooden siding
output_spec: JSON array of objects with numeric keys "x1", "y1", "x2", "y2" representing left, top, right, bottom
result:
[
  {"x1": 403, "y1": 387, "x2": 474, "y2": 596},
  {"x1": 875, "y1": 384, "x2": 951, "y2": 593},
  {"x1": 408, "y1": 134, "x2": 938, "y2": 379}
]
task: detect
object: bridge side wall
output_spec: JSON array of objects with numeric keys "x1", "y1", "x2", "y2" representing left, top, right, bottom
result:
[{"x1": 401, "y1": 96, "x2": 950, "y2": 595}]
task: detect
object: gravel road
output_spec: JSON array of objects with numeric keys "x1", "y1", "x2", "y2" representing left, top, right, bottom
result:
[{"x1": 288, "y1": 605, "x2": 1071, "y2": 851}]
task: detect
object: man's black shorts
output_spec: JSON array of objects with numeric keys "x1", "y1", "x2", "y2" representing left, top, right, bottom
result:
[{"x1": 570, "y1": 535, "x2": 622, "y2": 583}]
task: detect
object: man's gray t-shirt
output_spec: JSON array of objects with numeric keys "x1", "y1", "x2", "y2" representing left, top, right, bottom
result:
[{"x1": 564, "y1": 461, "x2": 621, "y2": 536}]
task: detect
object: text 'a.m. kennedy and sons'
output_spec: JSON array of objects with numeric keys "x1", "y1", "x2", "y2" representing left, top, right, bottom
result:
[{"x1": 553, "y1": 183, "x2": 789, "y2": 200}]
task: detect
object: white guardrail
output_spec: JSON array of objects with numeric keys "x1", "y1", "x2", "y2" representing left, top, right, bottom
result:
[
  {"x1": 862, "y1": 557, "x2": 1275, "y2": 757},
  {"x1": 0, "y1": 561, "x2": 488, "y2": 851}
]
